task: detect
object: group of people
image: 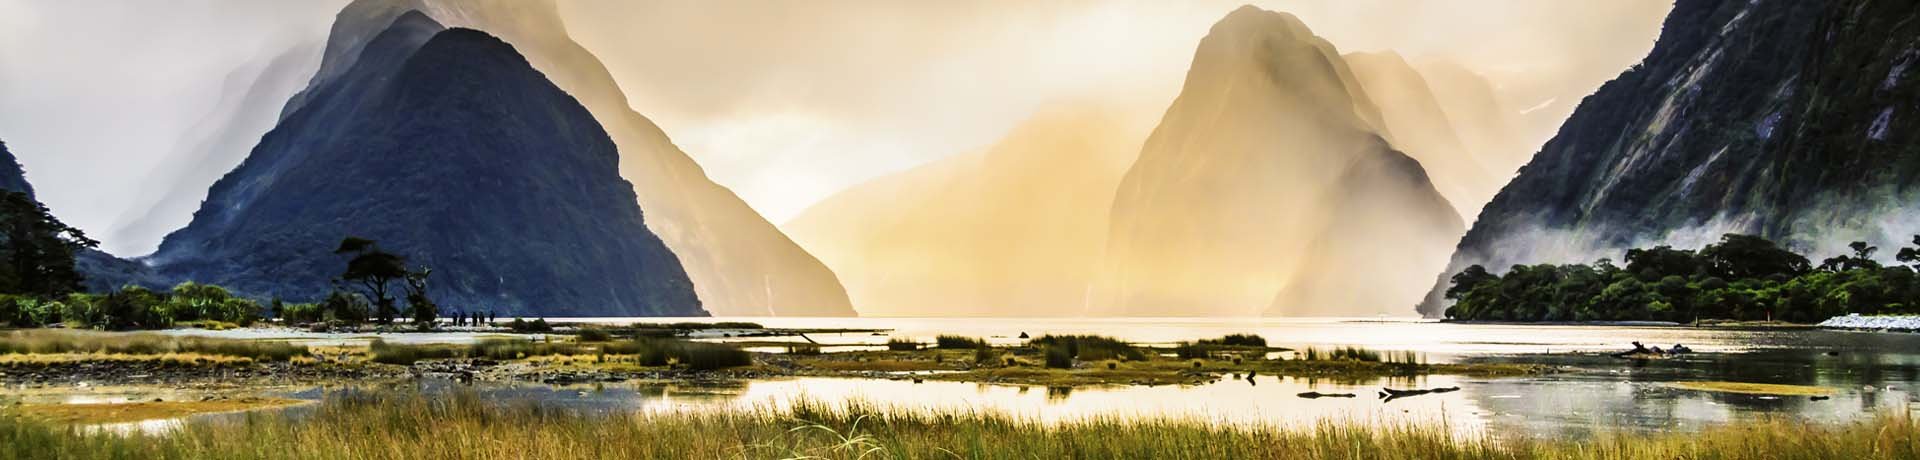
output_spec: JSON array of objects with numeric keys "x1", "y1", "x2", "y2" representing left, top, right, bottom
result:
[{"x1": 447, "y1": 310, "x2": 497, "y2": 327}]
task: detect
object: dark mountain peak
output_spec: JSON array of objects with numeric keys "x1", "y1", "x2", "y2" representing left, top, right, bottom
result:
[{"x1": 152, "y1": 5, "x2": 703, "y2": 316}]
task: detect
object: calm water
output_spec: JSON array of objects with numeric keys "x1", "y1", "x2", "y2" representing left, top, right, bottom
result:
[{"x1": 178, "y1": 317, "x2": 1920, "y2": 438}]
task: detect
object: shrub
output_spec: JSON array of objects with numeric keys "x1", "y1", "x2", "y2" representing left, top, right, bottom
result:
[
  {"x1": 509, "y1": 318, "x2": 553, "y2": 333},
  {"x1": 1197, "y1": 334, "x2": 1267, "y2": 347},
  {"x1": 973, "y1": 346, "x2": 1000, "y2": 366},
  {"x1": 935, "y1": 335, "x2": 985, "y2": 349},
  {"x1": 1044, "y1": 345, "x2": 1073, "y2": 369},
  {"x1": 1030, "y1": 335, "x2": 1145, "y2": 361},
  {"x1": 577, "y1": 327, "x2": 613, "y2": 342},
  {"x1": 886, "y1": 338, "x2": 920, "y2": 351}
]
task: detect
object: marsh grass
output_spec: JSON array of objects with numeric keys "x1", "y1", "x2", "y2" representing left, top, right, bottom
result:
[
  {"x1": 886, "y1": 338, "x2": 921, "y2": 351},
  {"x1": 1030, "y1": 335, "x2": 1145, "y2": 361},
  {"x1": 370, "y1": 338, "x2": 749, "y2": 370},
  {"x1": 1, "y1": 391, "x2": 1914, "y2": 459},
  {"x1": 934, "y1": 335, "x2": 985, "y2": 349},
  {"x1": 0, "y1": 329, "x2": 307, "y2": 362}
]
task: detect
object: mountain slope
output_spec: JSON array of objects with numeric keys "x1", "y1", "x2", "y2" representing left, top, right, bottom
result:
[
  {"x1": 784, "y1": 107, "x2": 1142, "y2": 316},
  {"x1": 1096, "y1": 6, "x2": 1462, "y2": 316},
  {"x1": 1427, "y1": 0, "x2": 1920, "y2": 316},
  {"x1": 107, "y1": 42, "x2": 323, "y2": 257},
  {"x1": 151, "y1": 14, "x2": 702, "y2": 316},
  {"x1": 300, "y1": 0, "x2": 852, "y2": 316},
  {"x1": 1343, "y1": 51, "x2": 1496, "y2": 217}
]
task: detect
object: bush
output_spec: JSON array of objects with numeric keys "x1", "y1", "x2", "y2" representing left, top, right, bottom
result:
[
  {"x1": 576, "y1": 327, "x2": 613, "y2": 342},
  {"x1": 509, "y1": 318, "x2": 553, "y2": 333},
  {"x1": 1030, "y1": 335, "x2": 1144, "y2": 361},
  {"x1": 935, "y1": 335, "x2": 985, "y2": 349},
  {"x1": 1044, "y1": 345, "x2": 1073, "y2": 369},
  {"x1": 1196, "y1": 334, "x2": 1267, "y2": 347},
  {"x1": 973, "y1": 346, "x2": 1000, "y2": 366},
  {"x1": 886, "y1": 338, "x2": 920, "y2": 351}
]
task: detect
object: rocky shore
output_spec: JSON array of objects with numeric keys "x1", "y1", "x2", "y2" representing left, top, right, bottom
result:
[{"x1": 1817, "y1": 315, "x2": 1920, "y2": 332}]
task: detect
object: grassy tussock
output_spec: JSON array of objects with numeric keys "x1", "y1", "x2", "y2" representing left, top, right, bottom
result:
[
  {"x1": 0, "y1": 392, "x2": 1914, "y2": 459},
  {"x1": 0, "y1": 329, "x2": 306, "y2": 361},
  {"x1": 1030, "y1": 335, "x2": 1146, "y2": 362},
  {"x1": 885, "y1": 338, "x2": 921, "y2": 351}
]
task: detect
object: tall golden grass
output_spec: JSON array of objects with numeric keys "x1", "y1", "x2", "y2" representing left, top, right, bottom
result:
[{"x1": 0, "y1": 391, "x2": 1913, "y2": 459}]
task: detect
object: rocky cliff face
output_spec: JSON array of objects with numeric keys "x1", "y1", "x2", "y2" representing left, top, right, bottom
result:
[
  {"x1": 784, "y1": 107, "x2": 1143, "y2": 316},
  {"x1": 1096, "y1": 6, "x2": 1462, "y2": 316},
  {"x1": 292, "y1": 0, "x2": 852, "y2": 316},
  {"x1": 1427, "y1": 0, "x2": 1920, "y2": 316},
  {"x1": 151, "y1": 14, "x2": 703, "y2": 316}
]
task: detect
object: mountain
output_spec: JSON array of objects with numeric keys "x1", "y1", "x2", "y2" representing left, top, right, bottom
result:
[
  {"x1": 784, "y1": 107, "x2": 1144, "y2": 316},
  {"x1": 0, "y1": 140, "x2": 31, "y2": 199},
  {"x1": 150, "y1": 13, "x2": 703, "y2": 316},
  {"x1": 292, "y1": 0, "x2": 852, "y2": 316},
  {"x1": 1415, "y1": 59, "x2": 1533, "y2": 179},
  {"x1": 1343, "y1": 51, "x2": 1497, "y2": 217},
  {"x1": 1425, "y1": 0, "x2": 1920, "y2": 316},
  {"x1": 107, "y1": 42, "x2": 323, "y2": 257},
  {"x1": 1095, "y1": 6, "x2": 1463, "y2": 316}
]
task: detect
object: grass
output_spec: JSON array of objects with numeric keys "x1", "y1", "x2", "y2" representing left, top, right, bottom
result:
[
  {"x1": 17, "y1": 397, "x2": 306, "y2": 424},
  {"x1": 0, "y1": 329, "x2": 307, "y2": 362},
  {"x1": 934, "y1": 335, "x2": 985, "y2": 349},
  {"x1": 1, "y1": 391, "x2": 1914, "y2": 459},
  {"x1": 1196, "y1": 334, "x2": 1268, "y2": 347},
  {"x1": 369, "y1": 338, "x2": 750, "y2": 370},
  {"x1": 1666, "y1": 381, "x2": 1836, "y2": 396},
  {"x1": 1030, "y1": 335, "x2": 1146, "y2": 361},
  {"x1": 574, "y1": 327, "x2": 613, "y2": 342}
]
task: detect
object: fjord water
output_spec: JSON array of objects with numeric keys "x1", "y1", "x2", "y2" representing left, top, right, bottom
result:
[
  {"x1": 158, "y1": 318, "x2": 1920, "y2": 438},
  {"x1": 371, "y1": 317, "x2": 1920, "y2": 438}
]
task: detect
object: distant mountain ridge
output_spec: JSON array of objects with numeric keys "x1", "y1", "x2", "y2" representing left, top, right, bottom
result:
[
  {"x1": 150, "y1": 13, "x2": 703, "y2": 316},
  {"x1": 1426, "y1": 0, "x2": 1920, "y2": 316},
  {"x1": 1096, "y1": 6, "x2": 1462, "y2": 316}
]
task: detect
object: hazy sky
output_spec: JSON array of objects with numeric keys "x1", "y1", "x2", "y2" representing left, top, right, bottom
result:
[{"x1": 0, "y1": 0, "x2": 1670, "y2": 252}]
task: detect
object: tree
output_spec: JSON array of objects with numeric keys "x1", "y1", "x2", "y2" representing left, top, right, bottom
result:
[
  {"x1": 1624, "y1": 245, "x2": 1702, "y2": 280},
  {"x1": 335, "y1": 237, "x2": 407, "y2": 324},
  {"x1": 0, "y1": 192, "x2": 96, "y2": 298},
  {"x1": 1895, "y1": 235, "x2": 1920, "y2": 269},
  {"x1": 1445, "y1": 265, "x2": 1497, "y2": 300},
  {"x1": 1699, "y1": 233, "x2": 1810, "y2": 279}
]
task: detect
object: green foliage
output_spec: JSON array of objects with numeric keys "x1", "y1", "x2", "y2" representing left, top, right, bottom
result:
[
  {"x1": 1448, "y1": 233, "x2": 1920, "y2": 322},
  {"x1": 0, "y1": 192, "x2": 96, "y2": 300}
]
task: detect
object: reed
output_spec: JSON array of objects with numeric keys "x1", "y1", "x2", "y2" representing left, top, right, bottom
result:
[
  {"x1": 934, "y1": 335, "x2": 985, "y2": 349},
  {"x1": 0, "y1": 329, "x2": 307, "y2": 362},
  {"x1": 1, "y1": 391, "x2": 1913, "y2": 459}
]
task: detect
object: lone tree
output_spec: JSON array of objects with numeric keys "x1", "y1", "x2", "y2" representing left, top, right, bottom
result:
[
  {"x1": 335, "y1": 237, "x2": 407, "y2": 325},
  {"x1": 0, "y1": 191, "x2": 96, "y2": 298}
]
